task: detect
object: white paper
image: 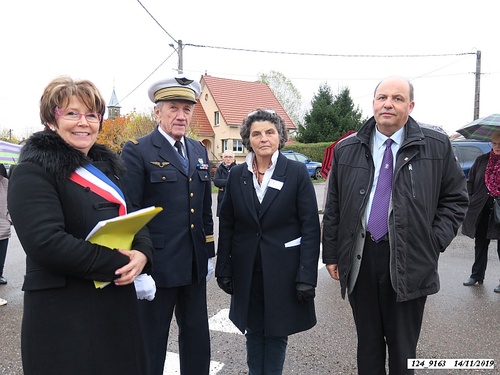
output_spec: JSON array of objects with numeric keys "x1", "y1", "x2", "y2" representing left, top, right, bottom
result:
[{"x1": 284, "y1": 237, "x2": 301, "y2": 248}]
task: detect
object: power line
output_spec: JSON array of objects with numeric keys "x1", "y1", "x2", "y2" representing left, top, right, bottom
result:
[
  {"x1": 115, "y1": 50, "x2": 177, "y2": 106},
  {"x1": 136, "y1": 0, "x2": 177, "y2": 43},
  {"x1": 130, "y1": 0, "x2": 481, "y2": 114},
  {"x1": 185, "y1": 44, "x2": 476, "y2": 59},
  {"x1": 136, "y1": 0, "x2": 475, "y2": 60}
]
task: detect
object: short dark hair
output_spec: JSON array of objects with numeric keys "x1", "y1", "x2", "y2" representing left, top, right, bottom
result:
[{"x1": 240, "y1": 109, "x2": 288, "y2": 152}]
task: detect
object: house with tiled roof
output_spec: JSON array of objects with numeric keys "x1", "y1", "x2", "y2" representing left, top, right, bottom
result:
[{"x1": 192, "y1": 75, "x2": 296, "y2": 164}]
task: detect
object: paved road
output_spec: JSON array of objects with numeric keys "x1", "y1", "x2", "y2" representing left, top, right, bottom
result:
[{"x1": 1, "y1": 182, "x2": 499, "y2": 374}]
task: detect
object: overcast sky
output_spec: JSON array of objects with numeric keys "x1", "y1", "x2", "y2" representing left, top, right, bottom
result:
[{"x1": 1, "y1": 0, "x2": 498, "y2": 139}]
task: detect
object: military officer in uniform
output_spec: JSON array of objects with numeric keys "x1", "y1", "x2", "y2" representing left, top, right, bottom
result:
[{"x1": 121, "y1": 77, "x2": 214, "y2": 375}]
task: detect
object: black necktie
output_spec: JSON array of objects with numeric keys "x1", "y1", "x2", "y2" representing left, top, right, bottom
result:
[{"x1": 174, "y1": 141, "x2": 184, "y2": 158}]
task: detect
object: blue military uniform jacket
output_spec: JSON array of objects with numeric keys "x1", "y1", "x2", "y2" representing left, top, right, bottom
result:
[{"x1": 121, "y1": 126, "x2": 215, "y2": 288}]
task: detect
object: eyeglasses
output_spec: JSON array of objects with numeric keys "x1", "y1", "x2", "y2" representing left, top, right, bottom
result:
[
  {"x1": 223, "y1": 156, "x2": 234, "y2": 158},
  {"x1": 55, "y1": 107, "x2": 102, "y2": 124}
]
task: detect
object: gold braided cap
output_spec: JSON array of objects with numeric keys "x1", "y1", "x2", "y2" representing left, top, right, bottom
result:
[
  {"x1": 153, "y1": 87, "x2": 197, "y2": 104},
  {"x1": 148, "y1": 77, "x2": 201, "y2": 104}
]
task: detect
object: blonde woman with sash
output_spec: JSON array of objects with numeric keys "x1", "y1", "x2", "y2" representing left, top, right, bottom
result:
[{"x1": 7, "y1": 76, "x2": 154, "y2": 375}]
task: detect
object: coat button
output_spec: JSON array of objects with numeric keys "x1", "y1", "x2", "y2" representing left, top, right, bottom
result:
[
  {"x1": 189, "y1": 177, "x2": 193, "y2": 182},
  {"x1": 191, "y1": 224, "x2": 195, "y2": 229},
  {"x1": 357, "y1": 255, "x2": 361, "y2": 260},
  {"x1": 190, "y1": 193, "x2": 194, "y2": 197},
  {"x1": 190, "y1": 208, "x2": 195, "y2": 213},
  {"x1": 162, "y1": 176, "x2": 166, "y2": 181}
]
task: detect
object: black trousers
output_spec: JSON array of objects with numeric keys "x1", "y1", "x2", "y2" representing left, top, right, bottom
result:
[
  {"x1": 348, "y1": 238, "x2": 427, "y2": 375},
  {"x1": 138, "y1": 282, "x2": 210, "y2": 375},
  {"x1": 470, "y1": 203, "x2": 500, "y2": 281}
]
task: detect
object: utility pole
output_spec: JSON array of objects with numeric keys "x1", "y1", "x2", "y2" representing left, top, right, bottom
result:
[
  {"x1": 473, "y1": 50, "x2": 481, "y2": 120},
  {"x1": 170, "y1": 40, "x2": 184, "y2": 74}
]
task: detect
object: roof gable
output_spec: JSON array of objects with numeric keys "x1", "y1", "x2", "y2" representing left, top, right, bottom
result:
[
  {"x1": 200, "y1": 75, "x2": 296, "y2": 130},
  {"x1": 192, "y1": 100, "x2": 214, "y2": 136}
]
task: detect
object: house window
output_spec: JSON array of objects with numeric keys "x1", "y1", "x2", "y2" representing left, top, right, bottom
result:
[
  {"x1": 233, "y1": 139, "x2": 243, "y2": 153},
  {"x1": 222, "y1": 139, "x2": 228, "y2": 151},
  {"x1": 214, "y1": 111, "x2": 220, "y2": 126}
]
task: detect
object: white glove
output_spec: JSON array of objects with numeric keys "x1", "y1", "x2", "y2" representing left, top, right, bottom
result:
[
  {"x1": 134, "y1": 274, "x2": 156, "y2": 301},
  {"x1": 206, "y1": 257, "x2": 215, "y2": 282}
]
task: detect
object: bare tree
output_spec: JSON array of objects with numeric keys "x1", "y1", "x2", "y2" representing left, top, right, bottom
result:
[{"x1": 259, "y1": 71, "x2": 304, "y2": 128}]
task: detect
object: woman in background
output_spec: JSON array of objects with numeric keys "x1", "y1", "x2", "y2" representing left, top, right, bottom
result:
[
  {"x1": 0, "y1": 163, "x2": 11, "y2": 286},
  {"x1": 462, "y1": 130, "x2": 500, "y2": 293},
  {"x1": 0, "y1": 163, "x2": 10, "y2": 307}
]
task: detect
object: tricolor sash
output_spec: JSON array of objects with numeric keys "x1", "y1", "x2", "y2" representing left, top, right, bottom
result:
[{"x1": 70, "y1": 164, "x2": 127, "y2": 216}]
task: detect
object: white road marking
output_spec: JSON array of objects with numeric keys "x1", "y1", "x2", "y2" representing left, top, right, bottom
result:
[
  {"x1": 208, "y1": 308, "x2": 243, "y2": 335},
  {"x1": 163, "y1": 352, "x2": 224, "y2": 374}
]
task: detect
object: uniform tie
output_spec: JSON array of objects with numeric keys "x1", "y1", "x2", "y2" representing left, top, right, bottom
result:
[
  {"x1": 367, "y1": 138, "x2": 394, "y2": 242},
  {"x1": 174, "y1": 140, "x2": 184, "y2": 158}
]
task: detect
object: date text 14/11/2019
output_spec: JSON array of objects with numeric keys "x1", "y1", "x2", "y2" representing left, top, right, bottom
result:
[{"x1": 407, "y1": 359, "x2": 495, "y2": 369}]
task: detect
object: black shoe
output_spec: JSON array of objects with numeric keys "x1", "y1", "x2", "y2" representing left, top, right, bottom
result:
[
  {"x1": 494, "y1": 284, "x2": 500, "y2": 293},
  {"x1": 463, "y1": 278, "x2": 483, "y2": 286},
  {"x1": 0, "y1": 276, "x2": 6, "y2": 285}
]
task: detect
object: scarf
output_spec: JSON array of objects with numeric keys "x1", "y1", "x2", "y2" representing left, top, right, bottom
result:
[
  {"x1": 485, "y1": 150, "x2": 500, "y2": 196},
  {"x1": 70, "y1": 164, "x2": 127, "y2": 216}
]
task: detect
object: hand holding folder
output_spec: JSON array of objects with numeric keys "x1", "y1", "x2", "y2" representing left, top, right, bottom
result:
[{"x1": 85, "y1": 206, "x2": 162, "y2": 288}]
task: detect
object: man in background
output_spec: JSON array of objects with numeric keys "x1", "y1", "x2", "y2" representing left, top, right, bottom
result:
[{"x1": 213, "y1": 149, "x2": 236, "y2": 216}]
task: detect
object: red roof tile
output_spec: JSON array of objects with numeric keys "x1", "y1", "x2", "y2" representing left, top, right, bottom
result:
[
  {"x1": 200, "y1": 75, "x2": 296, "y2": 130},
  {"x1": 192, "y1": 100, "x2": 214, "y2": 136}
]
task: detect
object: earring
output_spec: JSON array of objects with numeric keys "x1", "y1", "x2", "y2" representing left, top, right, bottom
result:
[{"x1": 49, "y1": 126, "x2": 56, "y2": 131}]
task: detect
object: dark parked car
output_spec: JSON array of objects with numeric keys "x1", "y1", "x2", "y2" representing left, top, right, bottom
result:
[
  {"x1": 451, "y1": 140, "x2": 491, "y2": 178},
  {"x1": 282, "y1": 150, "x2": 322, "y2": 179}
]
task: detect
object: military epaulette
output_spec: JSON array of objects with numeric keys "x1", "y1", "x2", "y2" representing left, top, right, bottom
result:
[{"x1": 129, "y1": 139, "x2": 139, "y2": 145}]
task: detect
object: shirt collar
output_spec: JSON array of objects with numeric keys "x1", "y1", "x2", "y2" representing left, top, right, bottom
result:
[
  {"x1": 158, "y1": 126, "x2": 185, "y2": 148},
  {"x1": 373, "y1": 126, "x2": 404, "y2": 150},
  {"x1": 245, "y1": 150, "x2": 279, "y2": 174}
]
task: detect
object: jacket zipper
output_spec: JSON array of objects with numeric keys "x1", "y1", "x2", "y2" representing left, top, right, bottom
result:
[{"x1": 408, "y1": 163, "x2": 416, "y2": 198}]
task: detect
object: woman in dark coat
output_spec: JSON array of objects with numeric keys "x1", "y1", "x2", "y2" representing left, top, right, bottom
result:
[
  {"x1": 462, "y1": 130, "x2": 500, "y2": 293},
  {"x1": 213, "y1": 150, "x2": 236, "y2": 216},
  {"x1": 7, "y1": 76, "x2": 154, "y2": 375},
  {"x1": 215, "y1": 109, "x2": 320, "y2": 374}
]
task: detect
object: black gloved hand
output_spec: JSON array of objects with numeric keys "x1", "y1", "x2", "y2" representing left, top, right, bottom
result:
[
  {"x1": 217, "y1": 277, "x2": 234, "y2": 295},
  {"x1": 296, "y1": 282, "x2": 315, "y2": 303}
]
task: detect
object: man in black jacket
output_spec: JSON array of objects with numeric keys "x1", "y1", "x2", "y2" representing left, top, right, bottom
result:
[{"x1": 322, "y1": 76, "x2": 468, "y2": 374}]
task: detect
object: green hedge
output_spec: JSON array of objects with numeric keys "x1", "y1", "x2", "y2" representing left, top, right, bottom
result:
[{"x1": 282, "y1": 141, "x2": 332, "y2": 163}]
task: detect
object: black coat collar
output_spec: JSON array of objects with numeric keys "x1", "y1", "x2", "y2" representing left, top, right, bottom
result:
[{"x1": 19, "y1": 131, "x2": 125, "y2": 180}]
